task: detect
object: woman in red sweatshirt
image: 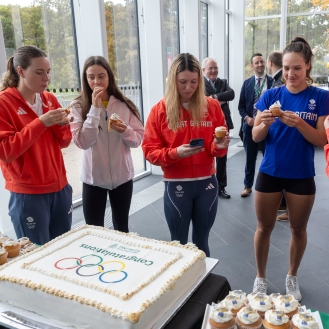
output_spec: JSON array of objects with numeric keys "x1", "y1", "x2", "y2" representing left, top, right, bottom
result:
[
  {"x1": 0, "y1": 46, "x2": 72, "y2": 245},
  {"x1": 142, "y1": 53, "x2": 230, "y2": 256}
]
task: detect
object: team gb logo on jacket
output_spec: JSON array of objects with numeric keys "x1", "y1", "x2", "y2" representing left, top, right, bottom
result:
[{"x1": 308, "y1": 99, "x2": 316, "y2": 111}]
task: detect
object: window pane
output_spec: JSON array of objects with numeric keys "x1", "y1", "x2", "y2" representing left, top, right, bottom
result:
[
  {"x1": 287, "y1": 14, "x2": 329, "y2": 85},
  {"x1": 245, "y1": 0, "x2": 282, "y2": 18},
  {"x1": 162, "y1": 0, "x2": 179, "y2": 79},
  {"x1": 104, "y1": 0, "x2": 145, "y2": 176},
  {"x1": 0, "y1": 0, "x2": 81, "y2": 199},
  {"x1": 244, "y1": 18, "x2": 280, "y2": 78},
  {"x1": 288, "y1": 0, "x2": 329, "y2": 14},
  {"x1": 200, "y1": 2, "x2": 208, "y2": 61}
]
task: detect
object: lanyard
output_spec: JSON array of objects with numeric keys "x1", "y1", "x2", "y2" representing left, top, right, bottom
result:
[{"x1": 254, "y1": 77, "x2": 266, "y2": 99}]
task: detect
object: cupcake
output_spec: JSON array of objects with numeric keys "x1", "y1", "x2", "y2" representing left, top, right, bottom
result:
[
  {"x1": 274, "y1": 294, "x2": 299, "y2": 319},
  {"x1": 229, "y1": 290, "x2": 248, "y2": 304},
  {"x1": 108, "y1": 113, "x2": 120, "y2": 131},
  {"x1": 3, "y1": 239, "x2": 20, "y2": 258},
  {"x1": 236, "y1": 306, "x2": 262, "y2": 329},
  {"x1": 0, "y1": 248, "x2": 8, "y2": 265},
  {"x1": 291, "y1": 312, "x2": 319, "y2": 329},
  {"x1": 18, "y1": 237, "x2": 30, "y2": 247},
  {"x1": 263, "y1": 310, "x2": 290, "y2": 329},
  {"x1": 248, "y1": 293, "x2": 272, "y2": 318},
  {"x1": 270, "y1": 293, "x2": 281, "y2": 304},
  {"x1": 220, "y1": 295, "x2": 244, "y2": 316},
  {"x1": 269, "y1": 102, "x2": 282, "y2": 117},
  {"x1": 215, "y1": 126, "x2": 227, "y2": 138},
  {"x1": 209, "y1": 305, "x2": 235, "y2": 329},
  {"x1": 0, "y1": 234, "x2": 9, "y2": 247},
  {"x1": 270, "y1": 107, "x2": 282, "y2": 117},
  {"x1": 22, "y1": 243, "x2": 38, "y2": 253}
]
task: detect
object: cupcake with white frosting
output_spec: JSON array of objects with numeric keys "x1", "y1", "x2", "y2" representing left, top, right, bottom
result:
[
  {"x1": 209, "y1": 305, "x2": 235, "y2": 329},
  {"x1": 274, "y1": 294, "x2": 299, "y2": 319},
  {"x1": 229, "y1": 290, "x2": 248, "y2": 304},
  {"x1": 291, "y1": 312, "x2": 319, "y2": 329},
  {"x1": 18, "y1": 237, "x2": 30, "y2": 247},
  {"x1": 236, "y1": 306, "x2": 262, "y2": 329},
  {"x1": 263, "y1": 310, "x2": 290, "y2": 329},
  {"x1": 248, "y1": 293, "x2": 272, "y2": 318},
  {"x1": 3, "y1": 239, "x2": 20, "y2": 258},
  {"x1": 0, "y1": 234, "x2": 9, "y2": 247},
  {"x1": 220, "y1": 295, "x2": 244, "y2": 316},
  {"x1": 0, "y1": 248, "x2": 8, "y2": 265},
  {"x1": 270, "y1": 293, "x2": 281, "y2": 304},
  {"x1": 22, "y1": 243, "x2": 38, "y2": 253}
]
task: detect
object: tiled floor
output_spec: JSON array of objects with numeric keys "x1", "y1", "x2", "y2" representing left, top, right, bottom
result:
[{"x1": 72, "y1": 138, "x2": 329, "y2": 314}]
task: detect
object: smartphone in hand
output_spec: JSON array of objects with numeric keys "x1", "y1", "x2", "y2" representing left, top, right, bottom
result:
[{"x1": 190, "y1": 138, "x2": 204, "y2": 147}]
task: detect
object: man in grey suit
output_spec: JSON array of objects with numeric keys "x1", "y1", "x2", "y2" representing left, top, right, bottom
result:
[
  {"x1": 238, "y1": 53, "x2": 273, "y2": 197},
  {"x1": 202, "y1": 57, "x2": 235, "y2": 199}
]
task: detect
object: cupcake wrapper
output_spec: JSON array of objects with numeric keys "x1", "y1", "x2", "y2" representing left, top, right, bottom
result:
[{"x1": 237, "y1": 321, "x2": 263, "y2": 329}]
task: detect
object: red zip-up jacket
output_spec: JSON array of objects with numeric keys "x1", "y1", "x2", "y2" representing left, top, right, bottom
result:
[
  {"x1": 0, "y1": 87, "x2": 71, "y2": 194},
  {"x1": 142, "y1": 97, "x2": 227, "y2": 179}
]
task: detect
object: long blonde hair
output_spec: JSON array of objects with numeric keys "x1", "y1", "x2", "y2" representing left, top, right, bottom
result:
[{"x1": 164, "y1": 53, "x2": 207, "y2": 131}]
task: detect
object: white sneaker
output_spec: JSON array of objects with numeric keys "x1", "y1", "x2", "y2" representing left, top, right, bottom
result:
[
  {"x1": 253, "y1": 277, "x2": 267, "y2": 294},
  {"x1": 286, "y1": 275, "x2": 302, "y2": 301}
]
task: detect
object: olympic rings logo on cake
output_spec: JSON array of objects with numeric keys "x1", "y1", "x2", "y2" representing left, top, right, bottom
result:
[{"x1": 54, "y1": 254, "x2": 128, "y2": 283}]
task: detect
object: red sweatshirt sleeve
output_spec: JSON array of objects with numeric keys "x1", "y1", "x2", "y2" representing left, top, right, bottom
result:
[
  {"x1": 0, "y1": 116, "x2": 47, "y2": 163},
  {"x1": 142, "y1": 103, "x2": 181, "y2": 167},
  {"x1": 324, "y1": 128, "x2": 329, "y2": 177}
]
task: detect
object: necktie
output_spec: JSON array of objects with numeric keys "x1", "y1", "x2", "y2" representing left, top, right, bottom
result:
[{"x1": 253, "y1": 77, "x2": 262, "y2": 117}]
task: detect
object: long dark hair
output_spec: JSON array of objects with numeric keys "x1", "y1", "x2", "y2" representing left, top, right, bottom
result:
[
  {"x1": 74, "y1": 56, "x2": 141, "y2": 122},
  {"x1": 283, "y1": 36, "x2": 314, "y2": 84},
  {"x1": 1, "y1": 46, "x2": 47, "y2": 91}
]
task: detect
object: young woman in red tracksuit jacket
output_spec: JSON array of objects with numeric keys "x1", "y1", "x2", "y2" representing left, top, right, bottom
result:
[
  {"x1": 142, "y1": 53, "x2": 230, "y2": 256},
  {"x1": 0, "y1": 46, "x2": 72, "y2": 245}
]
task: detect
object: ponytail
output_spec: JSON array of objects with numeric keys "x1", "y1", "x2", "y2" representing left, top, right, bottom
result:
[{"x1": 1, "y1": 57, "x2": 19, "y2": 91}]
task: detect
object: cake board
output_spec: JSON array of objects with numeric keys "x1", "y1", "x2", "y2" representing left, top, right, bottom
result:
[{"x1": 0, "y1": 258, "x2": 218, "y2": 329}]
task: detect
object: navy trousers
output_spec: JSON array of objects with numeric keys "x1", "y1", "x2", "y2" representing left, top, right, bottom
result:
[
  {"x1": 243, "y1": 130, "x2": 266, "y2": 188},
  {"x1": 9, "y1": 184, "x2": 72, "y2": 245}
]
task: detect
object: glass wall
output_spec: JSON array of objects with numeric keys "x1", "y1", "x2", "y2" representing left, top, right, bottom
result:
[
  {"x1": 244, "y1": 0, "x2": 329, "y2": 82},
  {"x1": 104, "y1": 0, "x2": 145, "y2": 177},
  {"x1": 162, "y1": 0, "x2": 179, "y2": 80},
  {"x1": 200, "y1": 1, "x2": 208, "y2": 61},
  {"x1": 244, "y1": 18, "x2": 280, "y2": 76},
  {"x1": 0, "y1": 0, "x2": 82, "y2": 199}
]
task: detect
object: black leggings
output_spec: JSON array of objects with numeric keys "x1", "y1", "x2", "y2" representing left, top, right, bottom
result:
[{"x1": 82, "y1": 180, "x2": 133, "y2": 232}]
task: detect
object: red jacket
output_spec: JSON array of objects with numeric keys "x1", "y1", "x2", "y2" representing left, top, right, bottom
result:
[
  {"x1": 142, "y1": 97, "x2": 227, "y2": 179},
  {"x1": 325, "y1": 128, "x2": 329, "y2": 178},
  {"x1": 0, "y1": 87, "x2": 71, "y2": 194}
]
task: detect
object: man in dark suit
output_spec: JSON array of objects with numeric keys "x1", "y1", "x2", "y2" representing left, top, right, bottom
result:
[
  {"x1": 267, "y1": 51, "x2": 283, "y2": 88},
  {"x1": 267, "y1": 51, "x2": 289, "y2": 221},
  {"x1": 202, "y1": 57, "x2": 235, "y2": 199},
  {"x1": 238, "y1": 53, "x2": 273, "y2": 197}
]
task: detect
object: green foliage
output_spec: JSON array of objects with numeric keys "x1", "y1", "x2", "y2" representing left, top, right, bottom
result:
[
  {"x1": 245, "y1": 0, "x2": 329, "y2": 80},
  {"x1": 0, "y1": 0, "x2": 79, "y2": 90}
]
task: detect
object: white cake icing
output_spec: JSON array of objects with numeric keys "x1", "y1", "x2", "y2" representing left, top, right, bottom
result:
[
  {"x1": 292, "y1": 312, "x2": 319, "y2": 329},
  {"x1": 274, "y1": 294, "x2": 299, "y2": 313},
  {"x1": 0, "y1": 225, "x2": 206, "y2": 329},
  {"x1": 248, "y1": 293, "x2": 272, "y2": 312},
  {"x1": 265, "y1": 310, "x2": 290, "y2": 325},
  {"x1": 237, "y1": 306, "x2": 261, "y2": 325}
]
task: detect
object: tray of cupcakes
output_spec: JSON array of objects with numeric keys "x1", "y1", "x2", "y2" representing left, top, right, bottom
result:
[
  {"x1": 201, "y1": 290, "x2": 323, "y2": 329},
  {"x1": 0, "y1": 233, "x2": 39, "y2": 266}
]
